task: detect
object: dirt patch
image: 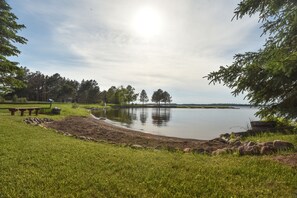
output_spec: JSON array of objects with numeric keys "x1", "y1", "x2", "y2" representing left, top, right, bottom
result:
[
  {"x1": 44, "y1": 116, "x2": 230, "y2": 153},
  {"x1": 273, "y1": 154, "x2": 297, "y2": 168}
]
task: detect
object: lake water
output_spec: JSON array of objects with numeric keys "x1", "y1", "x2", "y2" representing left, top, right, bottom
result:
[{"x1": 92, "y1": 107, "x2": 258, "y2": 140}]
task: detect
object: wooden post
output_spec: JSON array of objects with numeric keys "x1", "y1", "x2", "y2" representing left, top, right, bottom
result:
[
  {"x1": 19, "y1": 109, "x2": 26, "y2": 116},
  {"x1": 27, "y1": 108, "x2": 34, "y2": 116},
  {"x1": 8, "y1": 108, "x2": 18, "y2": 115},
  {"x1": 35, "y1": 108, "x2": 40, "y2": 116}
]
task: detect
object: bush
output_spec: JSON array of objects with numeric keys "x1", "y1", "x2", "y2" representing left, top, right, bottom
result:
[
  {"x1": 72, "y1": 103, "x2": 79, "y2": 109},
  {"x1": 12, "y1": 95, "x2": 18, "y2": 103},
  {"x1": 18, "y1": 97, "x2": 27, "y2": 103},
  {"x1": 0, "y1": 96, "x2": 4, "y2": 103}
]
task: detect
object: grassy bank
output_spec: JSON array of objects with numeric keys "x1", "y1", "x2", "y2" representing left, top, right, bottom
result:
[{"x1": 0, "y1": 104, "x2": 297, "y2": 197}]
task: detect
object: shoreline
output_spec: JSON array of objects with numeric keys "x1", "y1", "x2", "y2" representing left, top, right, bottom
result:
[{"x1": 45, "y1": 115, "x2": 231, "y2": 153}]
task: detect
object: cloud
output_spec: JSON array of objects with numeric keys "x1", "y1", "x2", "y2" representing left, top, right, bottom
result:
[{"x1": 10, "y1": 0, "x2": 265, "y2": 103}]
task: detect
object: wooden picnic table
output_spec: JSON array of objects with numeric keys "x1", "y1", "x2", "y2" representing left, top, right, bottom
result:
[{"x1": 8, "y1": 107, "x2": 41, "y2": 116}]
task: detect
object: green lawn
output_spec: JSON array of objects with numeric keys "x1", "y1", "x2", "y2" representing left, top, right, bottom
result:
[{"x1": 0, "y1": 104, "x2": 297, "y2": 197}]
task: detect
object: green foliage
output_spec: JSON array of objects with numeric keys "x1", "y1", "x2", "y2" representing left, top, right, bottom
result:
[
  {"x1": 17, "y1": 97, "x2": 27, "y2": 103},
  {"x1": 151, "y1": 89, "x2": 172, "y2": 105},
  {"x1": 207, "y1": 0, "x2": 297, "y2": 119},
  {"x1": 0, "y1": 95, "x2": 4, "y2": 102},
  {"x1": 263, "y1": 116, "x2": 297, "y2": 130},
  {"x1": 0, "y1": 0, "x2": 27, "y2": 94},
  {"x1": 0, "y1": 114, "x2": 297, "y2": 197},
  {"x1": 11, "y1": 71, "x2": 80, "y2": 102},
  {"x1": 105, "y1": 85, "x2": 138, "y2": 105},
  {"x1": 71, "y1": 103, "x2": 79, "y2": 109},
  {"x1": 11, "y1": 94, "x2": 27, "y2": 103},
  {"x1": 161, "y1": 91, "x2": 172, "y2": 104},
  {"x1": 77, "y1": 79, "x2": 100, "y2": 103},
  {"x1": 139, "y1": 89, "x2": 149, "y2": 104},
  {"x1": 11, "y1": 94, "x2": 18, "y2": 102},
  {"x1": 151, "y1": 89, "x2": 164, "y2": 105}
]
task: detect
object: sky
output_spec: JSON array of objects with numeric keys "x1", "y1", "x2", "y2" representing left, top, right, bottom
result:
[{"x1": 7, "y1": 0, "x2": 265, "y2": 104}]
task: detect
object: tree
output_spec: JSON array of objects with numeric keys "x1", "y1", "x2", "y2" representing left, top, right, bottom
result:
[
  {"x1": 162, "y1": 91, "x2": 172, "y2": 105},
  {"x1": 0, "y1": 0, "x2": 27, "y2": 95},
  {"x1": 124, "y1": 85, "x2": 138, "y2": 104},
  {"x1": 99, "y1": 90, "x2": 107, "y2": 104},
  {"x1": 151, "y1": 89, "x2": 164, "y2": 105},
  {"x1": 139, "y1": 89, "x2": 149, "y2": 105},
  {"x1": 77, "y1": 80, "x2": 100, "y2": 103},
  {"x1": 105, "y1": 85, "x2": 138, "y2": 105},
  {"x1": 106, "y1": 86, "x2": 117, "y2": 104},
  {"x1": 26, "y1": 71, "x2": 46, "y2": 101},
  {"x1": 206, "y1": 0, "x2": 297, "y2": 119}
]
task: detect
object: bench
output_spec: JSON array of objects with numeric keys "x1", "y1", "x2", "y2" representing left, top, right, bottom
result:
[{"x1": 8, "y1": 107, "x2": 41, "y2": 116}]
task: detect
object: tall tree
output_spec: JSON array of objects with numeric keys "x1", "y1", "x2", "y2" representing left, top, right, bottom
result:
[
  {"x1": 125, "y1": 85, "x2": 138, "y2": 104},
  {"x1": 77, "y1": 80, "x2": 100, "y2": 103},
  {"x1": 139, "y1": 89, "x2": 149, "y2": 105},
  {"x1": 151, "y1": 89, "x2": 164, "y2": 105},
  {"x1": 0, "y1": 0, "x2": 27, "y2": 95},
  {"x1": 26, "y1": 71, "x2": 46, "y2": 101},
  {"x1": 106, "y1": 86, "x2": 117, "y2": 104},
  {"x1": 206, "y1": 0, "x2": 297, "y2": 119},
  {"x1": 162, "y1": 91, "x2": 172, "y2": 105}
]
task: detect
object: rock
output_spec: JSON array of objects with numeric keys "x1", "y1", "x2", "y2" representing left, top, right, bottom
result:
[
  {"x1": 247, "y1": 145, "x2": 260, "y2": 155},
  {"x1": 260, "y1": 146, "x2": 276, "y2": 155},
  {"x1": 264, "y1": 141, "x2": 274, "y2": 147},
  {"x1": 246, "y1": 141, "x2": 256, "y2": 147},
  {"x1": 220, "y1": 133, "x2": 230, "y2": 141},
  {"x1": 131, "y1": 144, "x2": 143, "y2": 149},
  {"x1": 24, "y1": 117, "x2": 53, "y2": 125},
  {"x1": 230, "y1": 140, "x2": 242, "y2": 147},
  {"x1": 183, "y1": 148, "x2": 192, "y2": 153},
  {"x1": 78, "y1": 136, "x2": 87, "y2": 140},
  {"x1": 258, "y1": 142, "x2": 273, "y2": 147},
  {"x1": 238, "y1": 145, "x2": 260, "y2": 155},
  {"x1": 212, "y1": 148, "x2": 233, "y2": 155},
  {"x1": 238, "y1": 146, "x2": 245, "y2": 156},
  {"x1": 273, "y1": 140, "x2": 294, "y2": 151}
]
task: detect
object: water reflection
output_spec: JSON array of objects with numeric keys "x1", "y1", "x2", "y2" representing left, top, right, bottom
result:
[
  {"x1": 97, "y1": 108, "x2": 135, "y2": 126},
  {"x1": 151, "y1": 108, "x2": 171, "y2": 127},
  {"x1": 92, "y1": 108, "x2": 171, "y2": 127},
  {"x1": 139, "y1": 108, "x2": 148, "y2": 125},
  {"x1": 91, "y1": 107, "x2": 258, "y2": 140}
]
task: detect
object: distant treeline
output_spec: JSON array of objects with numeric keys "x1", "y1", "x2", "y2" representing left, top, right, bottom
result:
[
  {"x1": 179, "y1": 104, "x2": 253, "y2": 107},
  {"x1": 2, "y1": 68, "x2": 172, "y2": 105}
]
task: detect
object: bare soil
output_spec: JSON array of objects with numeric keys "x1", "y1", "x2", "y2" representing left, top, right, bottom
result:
[
  {"x1": 273, "y1": 154, "x2": 297, "y2": 168},
  {"x1": 45, "y1": 116, "x2": 230, "y2": 153},
  {"x1": 44, "y1": 116, "x2": 297, "y2": 167}
]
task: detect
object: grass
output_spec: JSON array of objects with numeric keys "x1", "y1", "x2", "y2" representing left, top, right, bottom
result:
[
  {"x1": 243, "y1": 132, "x2": 297, "y2": 146},
  {"x1": 0, "y1": 103, "x2": 297, "y2": 197},
  {"x1": 0, "y1": 103, "x2": 95, "y2": 120}
]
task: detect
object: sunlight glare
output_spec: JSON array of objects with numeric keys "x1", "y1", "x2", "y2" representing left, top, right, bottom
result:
[{"x1": 131, "y1": 6, "x2": 163, "y2": 38}]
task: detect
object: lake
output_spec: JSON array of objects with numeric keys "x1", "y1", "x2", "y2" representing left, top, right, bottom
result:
[{"x1": 92, "y1": 107, "x2": 258, "y2": 140}]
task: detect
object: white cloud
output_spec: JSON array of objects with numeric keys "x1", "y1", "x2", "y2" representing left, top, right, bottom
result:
[{"x1": 11, "y1": 0, "x2": 265, "y2": 103}]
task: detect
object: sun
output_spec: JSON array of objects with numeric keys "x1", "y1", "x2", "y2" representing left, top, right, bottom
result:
[{"x1": 131, "y1": 6, "x2": 163, "y2": 38}]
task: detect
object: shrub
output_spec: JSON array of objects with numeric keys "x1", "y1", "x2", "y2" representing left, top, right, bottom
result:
[
  {"x1": 0, "y1": 96, "x2": 4, "y2": 103},
  {"x1": 12, "y1": 95, "x2": 18, "y2": 103},
  {"x1": 72, "y1": 103, "x2": 79, "y2": 109},
  {"x1": 18, "y1": 97, "x2": 27, "y2": 103}
]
